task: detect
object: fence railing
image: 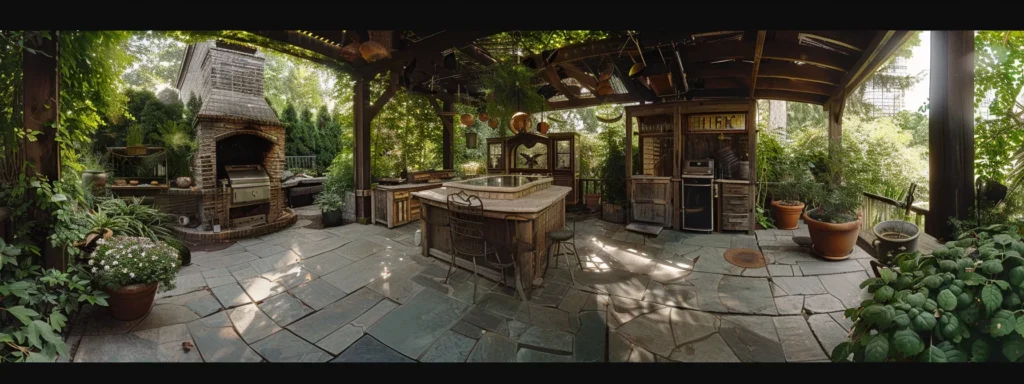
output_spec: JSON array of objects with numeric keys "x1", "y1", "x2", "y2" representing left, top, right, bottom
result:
[
  {"x1": 286, "y1": 156, "x2": 316, "y2": 170},
  {"x1": 860, "y1": 191, "x2": 929, "y2": 230},
  {"x1": 577, "y1": 178, "x2": 606, "y2": 209}
]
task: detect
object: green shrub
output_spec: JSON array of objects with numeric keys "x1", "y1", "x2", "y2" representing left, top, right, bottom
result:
[
  {"x1": 88, "y1": 236, "x2": 181, "y2": 292},
  {"x1": 833, "y1": 225, "x2": 1024, "y2": 362},
  {"x1": 598, "y1": 124, "x2": 626, "y2": 205}
]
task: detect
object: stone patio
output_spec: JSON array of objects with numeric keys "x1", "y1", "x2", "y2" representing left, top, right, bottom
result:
[{"x1": 63, "y1": 214, "x2": 872, "y2": 363}]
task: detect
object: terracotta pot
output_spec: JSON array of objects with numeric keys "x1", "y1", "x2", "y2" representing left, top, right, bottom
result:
[
  {"x1": 537, "y1": 121, "x2": 550, "y2": 134},
  {"x1": 478, "y1": 112, "x2": 489, "y2": 122},
  {"x1": 82, "y1": 170, "x2": 108, "y2": 189},
  {"x1": 487, "y1": 118, "x2": 499, "y2": 129},
  {"x1": 771, "y1": 200, "x2": 805, "y2": 230},
  {"x1": 460, "y1": 113, "x2": 476, "y2": 126},
  {"x1": 802, "y1": 212, "x2": 861, "y2": 261},
  {"x1": 103, "y1": 282, "x2": 158, "y2": 321},
  {"x1": 585, "y1": 193, "x2": 601, "y2": 210}
]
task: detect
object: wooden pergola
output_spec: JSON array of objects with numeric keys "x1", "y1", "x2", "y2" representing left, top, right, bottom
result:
[{"x1": 19, "y1": 30, "x2": 977, "y2": 268}]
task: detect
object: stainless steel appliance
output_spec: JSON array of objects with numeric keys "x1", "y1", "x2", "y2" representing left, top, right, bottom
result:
[
  {"x1": 224, "y1": 165, "x2": 271, "y2": 227},
  {"x1": 682, "y1": 159, "x2": 715, "y2": 232}
]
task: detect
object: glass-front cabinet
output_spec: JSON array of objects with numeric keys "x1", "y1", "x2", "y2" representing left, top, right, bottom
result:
[
  {"x1": 486, "y1": 137, "x2": 507, "y2": 174},
  {"x1": 484, "y1": 131, "x2": 580, "y2": 205}
]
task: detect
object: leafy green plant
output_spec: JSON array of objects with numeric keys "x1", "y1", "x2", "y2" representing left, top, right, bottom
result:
[
  {"x1": 804, "y1": 142, "x2": 863, "y2": 224},
  {"x1": 833, "y1": 226, "x2": 1024, "y2": 362},
  {"x1": 155, "y1": 120, "x2": 196, "y2": 178},
  {"x1": 314, "y1": 192, "x2": 344, "y2": 212},
  {"x1": 94, "y1": 197, "x2": 179, "y2": 249},
  {"x1": 88, "y1": 236, "x2": 180, "y2": 292},
  {"x1": 481, "y1": 61, "x2": 545, "y2": 136},
  {"x1": 80, "y1": 151, "x2": 107, "y2": 172},
  {"x1": 598, "y1": 124, "x2": 627, "y2": 206},
  {"x1": 126, "y1": 124, "x2": 144, "y2": 147},
  {"x1": 771, "y1": 158, "x2": 814, "y2": 205}
]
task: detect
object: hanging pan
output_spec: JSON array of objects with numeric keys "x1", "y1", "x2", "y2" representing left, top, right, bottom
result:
[{"x1": 596, "y1": 111, "x2": 624, "y2": 124}]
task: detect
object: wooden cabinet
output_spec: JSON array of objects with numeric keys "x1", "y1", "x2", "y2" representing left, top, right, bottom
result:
[
  {"x1": 372, "y1": 183, "x2": 441, "y2": 228},
  {"x1": 717, "y1": 182, "x2": 753, "y2": 232},
  {"x1": 631, "y1": 176, "x2": 673, "y2": 226}
]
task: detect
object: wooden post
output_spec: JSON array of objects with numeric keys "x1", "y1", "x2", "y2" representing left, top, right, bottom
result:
[
  {"x1": 441, "y1": 100, "x2": 454, "y2": 170},
  {"x1": 353, "y1": 79, "x2": 372, "y2": 224},
  {"x1": 22, "y1": 31, "x2": 63, "y2": 270},
  {"x1": 625, "y1": 109, "x2": 633, "y2": 222},
  {"x1": 927, "y1": 30, "x2": 975, "y2": 239}
]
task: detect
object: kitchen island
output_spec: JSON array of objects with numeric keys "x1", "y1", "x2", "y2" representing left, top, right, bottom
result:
[{"x1": 412, "y1": 175, "x2": 570, "y2": 297}]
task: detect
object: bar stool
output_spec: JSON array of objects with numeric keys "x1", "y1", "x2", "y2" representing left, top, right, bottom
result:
[
  {"x1": 545, "y1": 213, "x2": 581, "y2": 285},
  {"x1": 487, "y1": 215, "x2": 533, "y2": 303},
  {"x1": 445, "y1": 191, "x2": 494, "y2": 303}
]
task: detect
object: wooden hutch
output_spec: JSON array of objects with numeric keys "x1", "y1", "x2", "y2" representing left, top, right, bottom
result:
[
  {"x1": 486, "y1": 131, "x2": 580, "y2": 205},
  {"x1": 625, "y1": 100, "x2": 757, "y2": 233},
  {"x1": 372, "y1": 169, "x2": 455, "y2": 228}
]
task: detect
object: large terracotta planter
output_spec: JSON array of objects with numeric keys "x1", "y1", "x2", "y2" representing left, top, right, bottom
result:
[
  {"x1": 585, "y1": 194, "x2": 602, "y2": 211},
  {"x1": 82, "y1": 170, "x2": 108, "y2": 189},
  {"x1": 103, "y1": 282, "x2": 158, "y2": 321},
  {"x1": 771, "y1": 200, "x2": 805, "y2": 230},
  {"x1": 803, "y1": 212, "x2": 861, "y2": 261}
]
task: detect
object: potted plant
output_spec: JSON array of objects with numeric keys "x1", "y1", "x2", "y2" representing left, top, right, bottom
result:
[
  {"x1": 81, "y1": 152, "x2": 109, "y2": 190},
  {"x1": 126, "y1": 124, "x2": 146, "y2": 156},
  {"x1": 598, "y1": 125, "x2": 627, "y2": 223},
  {"x1": 316, "y1": 191, "x2": 345, "y2": 227},
  {"x1": 770, "y1": 159, "x2": 812, "y2": 230},
  {"x1": 803, "y1": 146, "x2": 863, "y2": 260},
  {"x1": 89, "y1": 236, "x2": 181, "y2": 321}
]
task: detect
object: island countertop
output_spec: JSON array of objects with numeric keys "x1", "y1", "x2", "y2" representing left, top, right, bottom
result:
[
  {"x1": 412, "y1": 185, "x2": 571, "y2": 214},
  {"x1": 374, "y1": 181, "x2": 444, "y2": 190}
]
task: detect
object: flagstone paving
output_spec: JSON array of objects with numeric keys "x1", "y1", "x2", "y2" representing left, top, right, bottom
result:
[{"x1": 64, "y1": 216, "x2": 875, "y2": 362}]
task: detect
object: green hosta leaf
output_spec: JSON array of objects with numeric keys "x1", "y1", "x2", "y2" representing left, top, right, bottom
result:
[
  {"x1": 992, "y1": 311, "x2": 1016, "y2": 337},
  {"x1": 937, "y1": 341, "x2": 967, "y2": 362},
  {"x1": 938, "y1": 260, "x2": 958, "y2": 272},
  {"x1": 923, "y1": 299, "x2": 938, "y2": 312},
  {"x1": 957, "y1": 292, "x2": 973, "y2": 308},
  {"x1": 1005, "y1": 292, "x2": 1022, "y2": 309},
  {"x1": 1005, "y1": 255, "x2": 1024, "y2": 269},
  {"x1": 959, "y1": 305, "x2": 982, "y2": 325},
  {"x1": 962, "y1": 272, "x2": 988, "y2": 286},
  {"x1": 1018, "y1": 316, "x2": 1024, "y2": 336},
  {"x1": 911, "y1": 310, "x2": 938, "y2": 332},
  {"x1": 932, "y1": 247, "x2": 950, "y2": 258},
  {"x1": 957, "y1": 258, "x2": 975, "y2": 271},
  {"x1": 1013, "y1": 241, "x2": 1024, "y2": 255},
  {"x1": 1010, "y1": 266, "x2": 1024, "y2": 288},
  {"x1": 994, "y1": 280, "x2": 1010, "y2": 290},
  {"x1": 831, "y1": 342, "x2": 853, "y2": 362},
  {"x1": 865, "y1": 334, "x2": 890, "y2": 362},
  {"x1": 994, "y1": 234, "x2": 1014, "y2": 246},
  {"x1": 919, "y1": 275, "x2": 944, "y2": 289},
  {"x1": 982, "y1": 284, "x2": 1003, "y2": 314},
  {"x1": 940, "y1": 313, "x2": 960, "y2": 339},
  {"x1": 1002, "y1": 338, "x2": 1024, "y2": 362},
  {"x1": 862, "y1": 305, "x2": 894, "y2": 328},
  {"x1": 980, "y1": 245, "x2": 1000, "y2": 259},
  {"x1": 920, "y1": 345, "x2": 947, "y2": 362},
  {"x1": 937, "y1": 289, "x2": 957, "y2": 311},
  {"x1": 948, "y1": 284, "x2": 962, "y2": 295},
  {"x1": 899, "y1": 258, "x2": 918, "y2": 274},
  {"x1": 893, "y1": 310, "x2": 911, "y2": 329},
  {"x1": 860, "y1": 277, "x2": 884, "y2": 289},
  {"x1": 905, "y1": 292, "x2": 926, "y2": 308},
  {"x1": 4, "y1": 305, "x2": 39, "y2": 325},
  {"x1": 874, "y1": 286, "x2": 895, "y2": 303},
  {"x1": 1006, "y1": 250, "x2": 1023, "y2": 259},
  {"x1": 896, "y1": 275, "x2": 914, "y2": 290},
  {"x1": 880, "y1": 268, "x2": 897, "y2": 284},
  {"x1": 972, "y1": 339, "x2": 990, "y2": 362},
  {"x1": 893, "y1": 328, "x2": 925, "y2": 356},
  {"x1": 982, "y1": 259, "x2": 1005, "y2": 275}
]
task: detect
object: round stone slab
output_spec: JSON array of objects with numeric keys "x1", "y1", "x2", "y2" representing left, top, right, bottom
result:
[{"x1": 724, "y1": 248, "x2": 767, "y2": 268}]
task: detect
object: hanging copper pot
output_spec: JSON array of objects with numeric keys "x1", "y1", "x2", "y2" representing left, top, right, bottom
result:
[
  {"x1": 460, "y1": 113, "x2": 475, "y2": 126},
  {"x1": 537, "y1": 121, "x2": 550, "y2": 135},
  {"x1": 597, "y1": 80, "x2": 614, "y2": 95},
  {"x1": 510, "y1": 112, "x2": 531, "y2": 134},
  {"x1": 359, "y1": 40, "x2": 390, "y2": 62},
  {"x1": 341, "y1": 42, "x2": 362, "y2": 62},
  {"x1": 487, "y1": 118, "x2": 499, "y2": 129},
  {"x1": 478, "y1": 112, "x2": 489, "y2": 122}
]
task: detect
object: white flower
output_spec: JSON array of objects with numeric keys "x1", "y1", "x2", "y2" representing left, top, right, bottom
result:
[
  {"x1": 88, "y1": 259, "x2": 95, "y2": 265},
  {"x1": 152, "y1": 256, "x2": 157, "y2": 260},
  {"x1": 112, "y1": 261, "x2": 118, "y2": 266},
  {"x1": 123, "y1": 268, "x2": 128, "y2": 273},
  {"x1": 104, "y1": 266, "x2": 109, "y2": 271},
  {"x1": 129, "y1": 272, "x2": 135, "y2": 278},
  {"x1": 100, "y1": 260, "x2": 105, "y2": 266},
  {"x1": 91, "y1": 267, "x2": 97, "y2": 273}
]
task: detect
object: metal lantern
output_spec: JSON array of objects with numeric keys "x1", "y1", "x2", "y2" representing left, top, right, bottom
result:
[
  {"x1": 597, "y1": 80, "x2": 614, "y2": 95},
  {"x1": 537, "y1": 121, "x2": 550, "y2": 135},
  {"x1": 487, "y1": 118, "x2": 499, "y2": 129},
  {"x1": 465, "y1": 131, "x2": 478, "y2": 149},
  {"x1": 359, "y1": 40, "x2": 390, "y2": 62},
  {"x1": 478, "y1": 112, "x2": 489, "y2": 122},
  {"x1": 460, "y1": 113, "x2": 476, "y2": 126},
  {"x1": 510, "y1": 112, "x2": 531, "y2": 134}
]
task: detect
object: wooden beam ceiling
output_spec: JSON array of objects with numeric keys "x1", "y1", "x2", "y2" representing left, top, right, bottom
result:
[
  {"x1": 755, "y1": 78, "x2": 835, "y2": 95},
  {"x1": 559, "y1": 62, "x2": 598, "y2": 91},
  {"x1": 757, "y1": 61, "x2": 844, "y2": 85},
  {"x1": 761, "y1": 41, "x2": 856, "y2": 71},
  {"x1": 835, "y1": 31, "x2": 914, "y2": 98},
  {"x1": 358, "y1": 30, "x2": 493, "y2": 77},
  {"x1": 750, "y1": 31, "x2": 766, "y2": 97},
  {"x1": 754, "y1": 89, "x2": 829, "y2": 104},
  {"x1": 547, "y1": 93, "x2": 645, "y2": 111}
]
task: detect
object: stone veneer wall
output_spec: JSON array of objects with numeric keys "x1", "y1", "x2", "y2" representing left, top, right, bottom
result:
[{"x1": 192, "y1": 122, "x2": 285, "y2": 228}]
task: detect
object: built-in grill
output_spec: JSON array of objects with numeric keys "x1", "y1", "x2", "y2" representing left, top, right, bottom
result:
[
  {"x1": 682, "y1": 159, "x2": 715, "y2": 232},
  {"x1": 225, "y1": 165, "x2": 271, "y2": 206}
]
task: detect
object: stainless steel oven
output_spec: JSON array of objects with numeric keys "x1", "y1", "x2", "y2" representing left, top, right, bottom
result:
[{"x1": 682, "y1": 159, "x2": 715, "y2": 232}]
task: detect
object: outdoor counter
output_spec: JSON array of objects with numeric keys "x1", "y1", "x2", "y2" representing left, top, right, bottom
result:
[{"x1": 412, "y1": 181, "x2": 570, "y2": 296}]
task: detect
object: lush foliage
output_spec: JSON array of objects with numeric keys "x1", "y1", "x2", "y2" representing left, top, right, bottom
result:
[
  {"x1": 976, "y1": 31, "x2": 1024, "y2": 185},
  {"x1": 598, "y1": 121, "x2": 627, "y2": 205},
  {"x1": 481, "y1": 61, "x2": 546, "y2": 136},
  {"x1": 834, "y1": 225, "x2": 1024, "y2": 362},
  {"x1": 88, "y1": 237, "x2": 180, "y2": 292},
  {"x1": 314, "y1": 192, "x2": 344, "y2": 212}
]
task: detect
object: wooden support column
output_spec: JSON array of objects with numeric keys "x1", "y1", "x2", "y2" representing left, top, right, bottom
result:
[
  {"x1": 353, "y1": 79, "x2": 372, "y2": 224},
  {"x1": 927, "y1": 30, "x2": 975, "y2": 239},
  {"x1": 22, "y1": 31, "x2": 62, "y2": 270},
  {"x1": 825, "y1": 92, "x2": 845, "y2": 145},
  {"x1": 441, "y1": 101, "x2": 454, "y2": 170}
]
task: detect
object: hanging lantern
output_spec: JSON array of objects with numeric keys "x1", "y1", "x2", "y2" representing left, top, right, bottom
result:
[
  {"x1": 537, "y1": 121, "x2": 550, "y2": 135},
  {"x1": 465, "y1": 131, "x2": 478, "y2": 149},
  {"x1": 341, "y1": 42, "x2": 362, "y2": 62},
  {"x1": 478, "y1": 112, "x2": 489, "y2": 122},
  {"x1": 487, "y1": 118, "x2": 499, "y2": 129},
  {"x1": 460, "y1": 113, "x2": 476, "y2": 126},
  {"x1": 510, "y1": 112, "x2": 531, "y2": 134},
  {"x1": 597, "y1": 79, "x2": 614, "y2": 95},
  {"x1": 359, "y1": 40, "x2": 390, "y2": 62}
]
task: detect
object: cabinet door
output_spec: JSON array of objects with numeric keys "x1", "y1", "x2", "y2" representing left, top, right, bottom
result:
[{"x1": 630, "y1": 177, "x2": 673, "y2": 226}]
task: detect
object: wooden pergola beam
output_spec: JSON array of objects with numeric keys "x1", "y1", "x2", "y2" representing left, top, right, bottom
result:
[
  {"x1": 835, "y1": 31, "x2": 914, "y2": 98},
  {"x1": 247, "y1": 30, "x2": 361, "y2": 74},
  {"x1": 761, "y1": 41, "x2": 856, "y2": 71},
  {"x1": 754, "y1": 89, "x2": 830, "y2": 105},
  {"x1": 359, "y1": 30, "x2": 492, "y2": 77},
  {"x1": 756, "y1": 78, "x2": 835, "y2": 96},
  {"x1": 544, "y1": 66, "x2": 579, "y2": 100},
  {"x1": 558, "y1": 62, "x2": 598, "y2": 91},
  {"x1": 458, "y1": 44, "x2": 497, "y2": 66},
  {"x1": 749, "y1": 31, "x2": 766, "y2": 97},
  {"x1": 757, "y1": 61, "x2": 844, "y2": 85},
  {"x1": 547, "y1": 93, "x2": 645, "y2": 111},
  {"x1": 367, "y1": 71, "x2": 401, "y2": 119}
]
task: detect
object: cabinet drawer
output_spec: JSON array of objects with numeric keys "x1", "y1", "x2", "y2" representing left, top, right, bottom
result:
[
  {"x1": 722, "y1": 196, "x2": 751, "y2": 213},
  {"x1": 393, "y1": 191, "x2": 410, "y2": 200},
  {"x1": 721, "y1": 184, "x2": 751, "y2": 196},
  {"x1": 721, "y1": 213, "x2": 751, "y2": 231},
  {"x1": 409, "y1": 207, "x2": 421, "y2": 220}
]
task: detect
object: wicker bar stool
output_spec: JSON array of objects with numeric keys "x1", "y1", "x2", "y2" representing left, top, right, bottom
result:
[
  {"x1": 445, "y1": 191, "x2": 494, "y2": 303},
  {"x1": 544, "y1": 212, "x2": 581, "y2": 285}
]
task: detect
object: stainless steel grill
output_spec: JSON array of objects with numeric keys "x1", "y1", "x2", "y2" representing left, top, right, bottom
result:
[{"x1": 225, "y1": 165, "x2": 271, "y2": 206}]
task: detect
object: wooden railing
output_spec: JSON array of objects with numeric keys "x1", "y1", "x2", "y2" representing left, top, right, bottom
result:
[
  {"x1": 860, "y1": 191, "x2": 929, "y2": 230},
  {"x1": 577, "y1": 178, "x2": 605, "y2": 208},
  {"x1": 286, "y1": 156, "x2": 316, "y2": 170}
]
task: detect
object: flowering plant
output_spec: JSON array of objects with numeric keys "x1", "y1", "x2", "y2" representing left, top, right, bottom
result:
[{"x1": 88, "y1": 236, "x2": 181, "y2": 292}]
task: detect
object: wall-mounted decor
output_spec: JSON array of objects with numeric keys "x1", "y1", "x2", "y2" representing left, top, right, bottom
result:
[{"x1": 688, "y1": 113, "x2": 746, "y2": 131}]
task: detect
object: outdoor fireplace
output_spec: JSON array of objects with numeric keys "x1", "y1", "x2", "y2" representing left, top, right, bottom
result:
[{"x1": 174, "y1": 41, "x2": 293, "y2": 237}]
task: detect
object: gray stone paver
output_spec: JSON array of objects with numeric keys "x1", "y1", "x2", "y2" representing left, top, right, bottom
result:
[{"x1": 71, "y1": 220, "x2": 878, "y2": 364}]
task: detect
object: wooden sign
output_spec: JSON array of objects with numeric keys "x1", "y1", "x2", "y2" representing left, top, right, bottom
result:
[{"x1": 688, "y1": 113, "x2": 746, "y2": 131}]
